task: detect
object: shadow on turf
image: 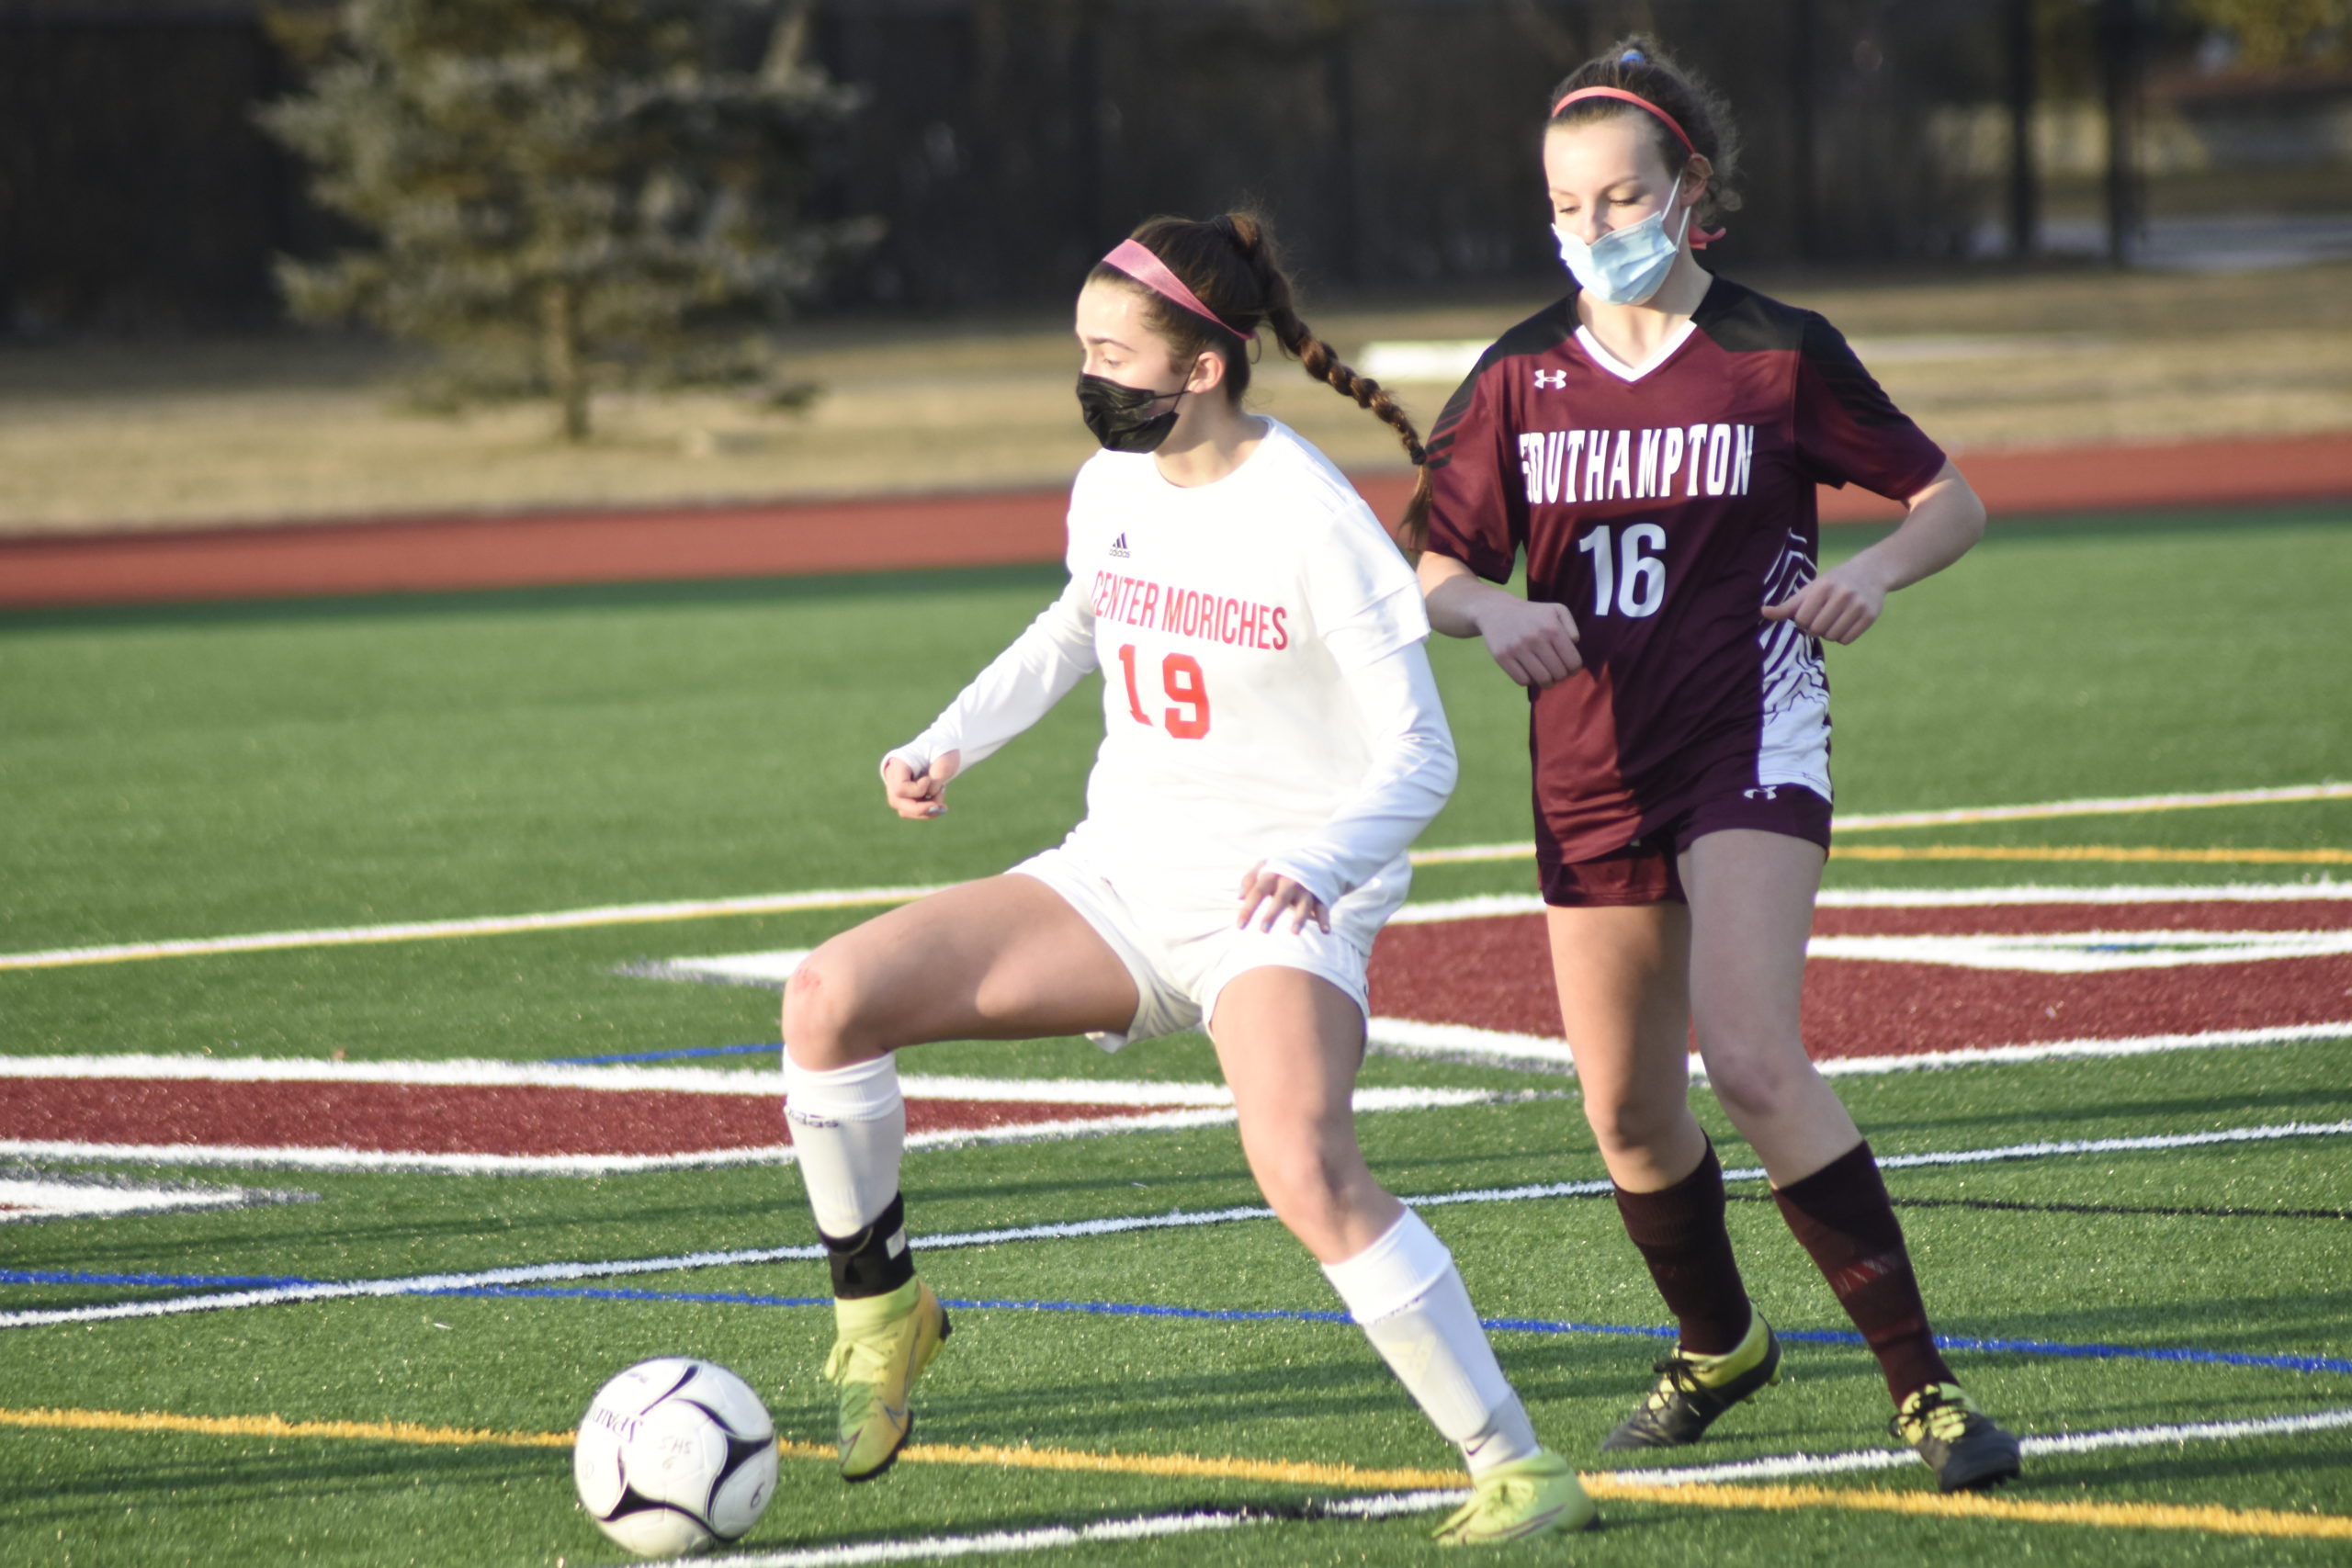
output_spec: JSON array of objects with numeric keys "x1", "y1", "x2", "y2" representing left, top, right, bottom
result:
[
  {"x1": 1926, "y1": 1289, "x2": 2352, "y2": 1353},
  {"x1": 5, "y1": 1439, "x2": 545, "y2": 1522},
  {"x1": 2038, "y1": 1444, "x2": 2352, "y2": 1492},
  {"x1": 1869, "y1": 1090, "x2": 2352, "y2": 1140}
]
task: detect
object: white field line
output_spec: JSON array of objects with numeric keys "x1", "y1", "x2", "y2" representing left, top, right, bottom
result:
[
  {"x1": 0, "y1": 1086, "x2": 1503, "y2": 1179},
  {"x1": 7, "y1": 1118, "x2": 2347, "y2": 1333},
  {"x1": 1364, "y1": 1020, "x2": 2352, "y2": 1075},
  {"x1": 0, "y1": 1179, "x2": 260, "y2": 1224},
  {"x1": 698, "y1": 1492, "x2": 1457, "y2": 1568},
  {"x1": 1626, "y1": 1405, "x2": 2352, "y2": 1488},
  {"x1": 7, "y1": 785, "x2": 2342, "y2": 972},
  {"x1": 1803, "y1": 930, "x2": 2352, "y2": 972},
  {"x1": 0, "y1": 886, "x2": 952, "y2": 972}
]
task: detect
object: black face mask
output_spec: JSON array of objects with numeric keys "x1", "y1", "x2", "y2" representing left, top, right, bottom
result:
[{"x1": 1076, "y1": 373, "x2": 1186, "y2": 453}]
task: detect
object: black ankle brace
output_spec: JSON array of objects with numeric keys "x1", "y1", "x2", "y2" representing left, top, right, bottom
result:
[{"x1": 820, "y1": 1191, "x2": 914, "y2": 1300}]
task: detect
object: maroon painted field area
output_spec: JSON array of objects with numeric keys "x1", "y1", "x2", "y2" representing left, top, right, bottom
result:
[
  {"x1": 0, "y1": 1081, "x2": 1190, "y2": 1160},
  {"x1": 1366, "y1": 898, "x2": 2352, "y2": 1055}
]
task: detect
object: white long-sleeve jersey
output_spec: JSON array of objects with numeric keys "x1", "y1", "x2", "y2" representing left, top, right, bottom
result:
[{"x1": 888, "y1": 419, "x2": 1455, "y2": 931}]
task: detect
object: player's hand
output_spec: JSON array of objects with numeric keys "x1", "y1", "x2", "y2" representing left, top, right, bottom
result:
[
  {"x1": 1760, "y1": 562, "x2": 1888, "y2": 644},
  {"x1": 1236, "y1": 862, "x2": 1331, "y2": 934},
  {"x1": 1472, "y1": 594, "x2": 1583, "y2": 687},
  {"x1": 883, "y1": 750, "x2": 961, "y2": 820}
]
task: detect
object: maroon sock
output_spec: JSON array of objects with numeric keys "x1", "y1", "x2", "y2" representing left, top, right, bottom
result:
[
  {"x1": 1612, "y1": 1138, "x2": 1753, "y2": 1356},
  {"x1": 1773, "y1": 1141, "x2": 1953, "y2": 1402}
]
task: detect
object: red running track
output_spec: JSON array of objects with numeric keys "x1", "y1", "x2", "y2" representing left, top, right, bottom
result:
[{"x1": 3, "y1": 434, "x2": 2346, "y2": 609}]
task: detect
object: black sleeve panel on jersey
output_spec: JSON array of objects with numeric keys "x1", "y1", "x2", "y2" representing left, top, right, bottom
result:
[
  {"x1": 1422, "y1": 300, "x2": 1573, "y2": 584},
  {"x1": 1690, "y1": 278, "x2": 1804, "y2": 354},
  {"x1": 1792, "y1": 310, "x2": 1948, "y2": 499}
]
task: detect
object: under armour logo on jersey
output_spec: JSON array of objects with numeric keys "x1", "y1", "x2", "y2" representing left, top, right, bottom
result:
[
  {"x1": 1744, "y1": 785, "x2": 1781, "y2": 801},
  {"x1": 1532, "y1": 368, "x2": 1569, "y2": 390},
  {"x1": 1108, "y1": 533, "x2": 1130, "y2": 558}
]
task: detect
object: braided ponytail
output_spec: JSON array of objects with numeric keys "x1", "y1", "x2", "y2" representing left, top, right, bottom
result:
[{"x1": 1088, "y1": 210, "x2": 1433, "y2": 550}]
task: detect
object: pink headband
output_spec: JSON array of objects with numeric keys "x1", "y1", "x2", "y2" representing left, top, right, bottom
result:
[
  {"x1": 1547, "y1": 85, "x2": 1724, "y2": 250},
  {"x1": 1100, "y1": 239, "x2": 1255, "y2": 344},
  {"x1": 1549, "y1": 85, "x2": 1694, "y2": 154}
]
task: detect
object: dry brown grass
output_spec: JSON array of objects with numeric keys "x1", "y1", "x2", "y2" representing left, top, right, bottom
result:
[{"x1": 2, "y1": 260, "x2": 2346, "y2": 536}]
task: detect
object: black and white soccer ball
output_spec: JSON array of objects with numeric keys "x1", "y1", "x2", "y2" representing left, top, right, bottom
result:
[{"x1": 573, "y1": 1357, "x2": 779, "y2": 1558}]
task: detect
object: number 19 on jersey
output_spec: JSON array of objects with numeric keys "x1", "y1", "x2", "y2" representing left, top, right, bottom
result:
[{"x1": 1118, "y1": 644, "x2": 1212, "y2": 739}]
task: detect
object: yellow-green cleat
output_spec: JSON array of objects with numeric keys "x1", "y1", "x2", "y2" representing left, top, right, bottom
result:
[
  {"x1": 822, "y1": 1277, "x2": 951, "y2": 1482},
  {"x1": 1432, "y1": 1450, "x2": 1598, "y2": 1545}
]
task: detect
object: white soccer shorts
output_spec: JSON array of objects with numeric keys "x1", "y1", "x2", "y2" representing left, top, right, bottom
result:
[{"x1": 1007, "y1": 841, "x2": 1403, "y2": 1050}]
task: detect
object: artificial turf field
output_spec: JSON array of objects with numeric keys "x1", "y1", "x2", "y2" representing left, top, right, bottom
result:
[{"x1": 1, "y1": 503, "x2": 2348, "y2": 1565}]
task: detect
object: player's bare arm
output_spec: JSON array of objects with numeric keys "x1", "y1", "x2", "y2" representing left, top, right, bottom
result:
[
  {"x1": 881, "y1": 750, "x2": 960, "y2": 820},
  {"x1": 1761, "y1": 460, "x2": 1986, "y2": 644},
  {"x1": 1419, "y1": 550, "x2": 1584, "y2": 686}
]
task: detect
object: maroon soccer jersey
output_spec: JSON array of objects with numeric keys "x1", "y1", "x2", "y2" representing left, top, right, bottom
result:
[{"x1": 1422, "y1": 276, "x2": 1946, "y2": 871}]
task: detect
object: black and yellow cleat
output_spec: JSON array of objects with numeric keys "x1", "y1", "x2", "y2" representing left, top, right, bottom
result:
[
  {"x1": 822, "y1": 1278, "x2": 952, "y2": 1482},
  {"x1": 1891, "y1": 1382, "x2": 2022, "y2": 1493},
  {"x1": 1600, "y1": 1311, "x2": 1781, "y2": 1451}
]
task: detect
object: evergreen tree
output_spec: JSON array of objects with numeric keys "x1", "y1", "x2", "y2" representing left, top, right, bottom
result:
[{"x1": 262, "y1": 0, "x2": 870, "y2": 440}]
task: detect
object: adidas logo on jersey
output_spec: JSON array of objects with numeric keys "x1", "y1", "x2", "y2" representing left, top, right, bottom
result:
[
  {"x1": 1533, "y1": 368, "x2": 1569, "y2": 389},
  {"x1": 1108, "y1": 533, "x2": 1131, "y2": 558}
]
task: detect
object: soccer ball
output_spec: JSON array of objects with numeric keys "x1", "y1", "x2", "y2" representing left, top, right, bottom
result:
[{"x1": 573, "y1": 1357, "x2": 779, "y2": 1557}]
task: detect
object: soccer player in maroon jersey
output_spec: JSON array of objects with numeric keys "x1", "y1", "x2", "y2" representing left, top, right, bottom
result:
[{"x1": 1411, "y1": 38, "x2": 2023, "y2": 1492}]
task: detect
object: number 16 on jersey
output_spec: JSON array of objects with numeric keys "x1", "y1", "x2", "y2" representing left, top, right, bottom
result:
[
  {"x1": 1577, "y1": 522, "x2": 1667, "y2": 618},
  {"x1": 1118, "y1": 644, "x2": 1212, "y2": 739}
]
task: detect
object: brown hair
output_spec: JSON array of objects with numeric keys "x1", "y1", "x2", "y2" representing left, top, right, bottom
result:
[
  {"x1": 1087, "y1": 212, "x2": 1434, "y2": 549},
  {"x1": 1545, "y1": 36, "x2": 1743, "y2": 232}
]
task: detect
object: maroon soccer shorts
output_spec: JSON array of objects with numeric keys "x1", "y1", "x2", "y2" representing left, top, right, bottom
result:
[{"x1": 1537, "y1": 783, "x2": 1833, "y2": 908}]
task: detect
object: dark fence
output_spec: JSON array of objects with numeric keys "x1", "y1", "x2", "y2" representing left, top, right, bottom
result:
[
  {"x1": 770, "y1": 0, "x2": 2013, "y2": 309},
  {"x1": 6, "y1": 0, "x2": 2348, "y2": 331}
]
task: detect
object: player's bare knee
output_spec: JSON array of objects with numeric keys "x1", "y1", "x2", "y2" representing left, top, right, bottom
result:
[
  {"x1": 1249, "y1": 1138, "x2": 1355, "y2": 1233},
  {"x1": 782, "y1": 952, "x2": 874, "y2": 1067},
  {"x1": 1703, "y1": 1045, "x2": 1809, "y2": 1122},
  {"x1": 1580, "y1": 1077, "x2": 1685, "y2": 1157}
]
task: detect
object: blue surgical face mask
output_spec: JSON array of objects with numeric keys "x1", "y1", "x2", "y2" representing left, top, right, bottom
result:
[{"x1": 1554, "y1": 176, "x2": 1692, "y2": 306}]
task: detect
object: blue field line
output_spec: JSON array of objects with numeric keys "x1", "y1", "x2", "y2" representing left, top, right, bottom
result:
[
  {"x1": 12, "y1": 1268, "x2": 2349, "y2": 1378},
  {"x1": 548, "y1": 1041, "x2": 779, "y2": 1066},
  {"x1": 0, "y1": 1269, "x2": 311, "y2": 1289}
]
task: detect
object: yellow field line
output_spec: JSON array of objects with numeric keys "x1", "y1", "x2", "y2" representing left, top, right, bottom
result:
[
  {"x1": 1412, "y1": 783, "x2": 2352, "y2": 864},
  {"x1": 891, "y1": 1438, "x2": 1460, "y2": 1492},
  {"x1": 1832, "y1": 845, "x2": 2352, "y2": 864},
  {"x1": 8, "y1": 1405, "x2": 2349, "y2": 1542},
  {"x1": 0, "y1": 1404, "x2": 572, "y2": 1450}
]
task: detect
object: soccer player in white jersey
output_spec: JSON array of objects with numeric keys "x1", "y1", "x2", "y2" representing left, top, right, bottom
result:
[{"x1": 779, "y1": 212, "x2": 1593, "y2": 1544}]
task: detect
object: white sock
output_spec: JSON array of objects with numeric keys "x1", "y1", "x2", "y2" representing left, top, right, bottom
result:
[
  {"x1": 1322, "y1": 1210, "x2": 1542, "y2": 1477},
  {"x1": 783, "y1": 1054, "x2": 904, "y2": 1238}
]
